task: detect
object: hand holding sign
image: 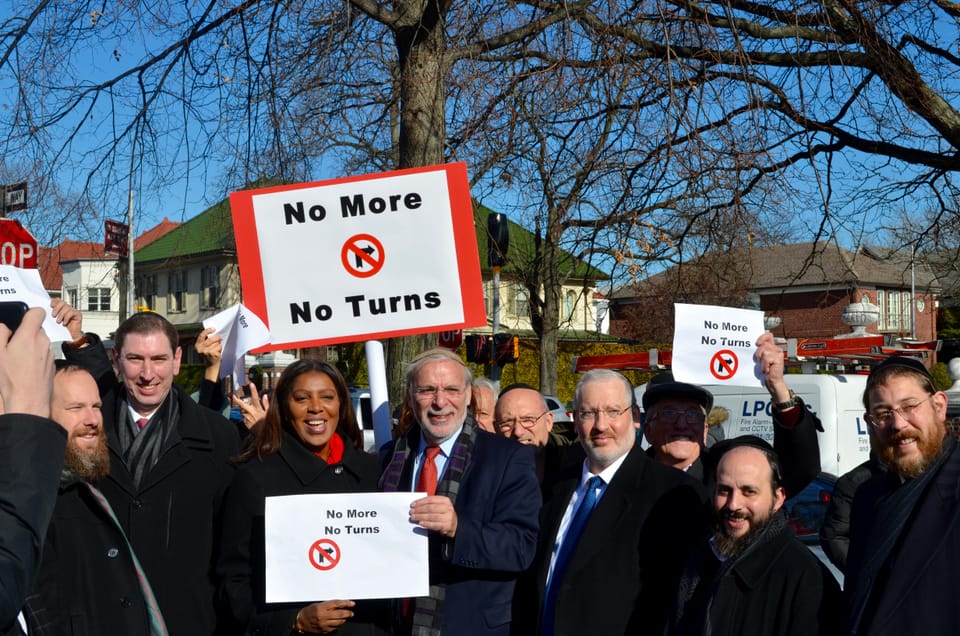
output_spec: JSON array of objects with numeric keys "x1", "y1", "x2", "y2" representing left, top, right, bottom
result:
[
  {"x1": 296, "y1": 600, "x2": 356, "y2": 634},
  {"x1": 755, "y1": 332, "x2": 793, "y2": 405},
  {"x1": 410, "y1": 495, "x2": 458, "y2": 538}
]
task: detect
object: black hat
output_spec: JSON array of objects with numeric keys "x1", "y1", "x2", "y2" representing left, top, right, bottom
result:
[
  {"x1": 868, "y1": 356, "x2": 934, "y2": 384},
  {"x1": 708, "y1": 435, "x2": 783, "y2": 483},
  {"x1": 642, "y1": 379, "x2": 714, "y2": 413}
]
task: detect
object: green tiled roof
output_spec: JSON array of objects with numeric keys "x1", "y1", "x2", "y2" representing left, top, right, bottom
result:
[
  {"x1": 136, "y1": 197, "x2": 236, "y2": 262},
  {"x1": 473, "y1": 203, "x2": 609, "y2": 281},
  {"x1": 136, "y1": 186, "x2": 608, "y2": 284}
]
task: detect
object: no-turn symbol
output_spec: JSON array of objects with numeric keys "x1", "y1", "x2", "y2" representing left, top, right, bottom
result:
[
  {"x1": 341, "y1": 234, "x2": 385, "y2": 278},
  {"x1": 308, "y1": 538, "x2": 341, "y2": 571},
  {"x1": 710, "y1": 350, "x2": 738, "y2": 381}
]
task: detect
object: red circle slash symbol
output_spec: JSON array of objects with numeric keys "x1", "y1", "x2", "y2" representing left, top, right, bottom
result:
[
  {"x1": 710, "y1": 350, "x2": 738, "y2": 381},
  {"x1": 308, "y1": 538, "x2": 341, "y2": 571},
  {"x1": 341, "y1": 234, "x2": 385, "y2": 279}
]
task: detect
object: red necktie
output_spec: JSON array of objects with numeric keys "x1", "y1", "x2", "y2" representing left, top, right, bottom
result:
[
  {"x1": 417, "y1": 446, "x2": 441, "y2": 496},
  {"x1": 136, "y1": 417, "x2": 149, "y2": 430}
]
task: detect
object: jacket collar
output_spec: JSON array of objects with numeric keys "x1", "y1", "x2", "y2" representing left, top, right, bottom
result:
[{"x1": 278, "y1": 430, "x2": 364, "y2": 484}]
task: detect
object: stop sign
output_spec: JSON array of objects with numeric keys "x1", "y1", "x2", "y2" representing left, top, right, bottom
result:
[
  {"x1": 0, "y1": 219, "x2": 37, "y2": 269},
  {"x1": 438, "y1": 329, "x2": 463, "y2": 350}
]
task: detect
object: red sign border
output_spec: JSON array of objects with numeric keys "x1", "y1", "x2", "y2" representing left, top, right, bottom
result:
[
  {"x1": 231, "y1": 162, "x2": 486, "y2": 351},
  {"x1": 709, "y1": 349, "x2": 739, "y2": 381}
]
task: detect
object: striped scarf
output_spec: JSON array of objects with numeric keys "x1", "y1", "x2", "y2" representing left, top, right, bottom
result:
[{"x1": 379, "y1": 417, "x2": 478, "y2": 636}]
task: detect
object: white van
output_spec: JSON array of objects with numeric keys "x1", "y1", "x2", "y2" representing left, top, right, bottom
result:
[{"x1": 636, "y1": 374, "x2": 870, "y2": 478}]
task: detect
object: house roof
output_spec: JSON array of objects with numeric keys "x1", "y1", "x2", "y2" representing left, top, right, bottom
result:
[
  {"x1": 133, "y1": 190, "x2": 610, "y2": 282},
  {"x1": 135, "y1": 198, "x2": 236, "y2": 263},
  {"x1": 38, "y1": 240, "x2": 106, "y2": 290},
  {"x1": 134, "y1": 217, "x2": 181, "y2": 251},
  {"x1": 610, "y1": 241, "x2": 939, "y2": 300}
]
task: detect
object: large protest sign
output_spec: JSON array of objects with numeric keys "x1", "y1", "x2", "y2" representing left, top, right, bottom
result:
[
  {"x1": 264, "y1": 492, "x2": 428, "y2": 602},
  {"x1": 230, "y1": 163, "x2": 485, "y2": 350},
  {"x1": 671, "y1": 303, "x2": 765, "y2": 387}
]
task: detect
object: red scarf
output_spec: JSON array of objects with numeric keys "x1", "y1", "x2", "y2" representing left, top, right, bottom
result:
[{"x1": 316, "y1": 433, "x2": 344, "y2": 464}]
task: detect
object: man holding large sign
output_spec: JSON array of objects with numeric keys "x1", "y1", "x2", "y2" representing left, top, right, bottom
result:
[{"x1": 379, "y1": 348, "x2": 540, "y2": 636}]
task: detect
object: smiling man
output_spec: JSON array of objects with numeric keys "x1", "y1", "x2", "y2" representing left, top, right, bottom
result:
[
  {"x1": 669, "y1": 436, "x2": 840, "y2": 636},
  {"x1": 61, "y1": 307, "x2": 239, "y2": 635},
  {"x1": 379, "y1": 348, "x2": 540, "y2": 636},
  {"x1": 23, "y1": 364, "x2": 167, "y2": 635},
  {"x1": 526, "y1": 369, "x2": 707, "y2": 636},
  {"x1": 844, "y1": 356, "x2": 960, "y2": 635}
]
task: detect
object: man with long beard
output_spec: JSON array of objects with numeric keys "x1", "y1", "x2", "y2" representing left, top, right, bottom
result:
[
  {"x1": 669, "y1": 437, "x2": 840, "y2": 636},
  {"x1": 844, "y1": 356, "x2": 960, "y2": 634},
  {"x1": 22, "y1": 364, "x2": 167, "y2": 635}
]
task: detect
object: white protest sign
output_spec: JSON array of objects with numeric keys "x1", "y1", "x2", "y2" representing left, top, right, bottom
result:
[
  {"x1": 0, "y1": 265, "x2": 71, "y2": 341},
  {"x1": 202, "y1": 303, "x2": 270, "y2": 387},
  {"x1": 230, "y1": 163, "x2": 485, "y2": 350},
  {"x1": 671, "y1": 303, "x2": 765, "y2": 387},
  {"x1": 264, "y1": 492, "x2": 428, "y2": 602}
]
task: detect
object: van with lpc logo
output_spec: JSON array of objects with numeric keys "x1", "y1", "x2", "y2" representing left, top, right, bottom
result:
[{"x1": 636, "y1": 374, "x2": 871, "y2": 478}]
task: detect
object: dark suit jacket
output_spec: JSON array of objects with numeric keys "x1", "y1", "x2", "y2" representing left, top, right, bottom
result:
[
  {"x1": 385, "y1": 424, "x2": 541, "y2": 636},
  {"x1": 0, "y1": 415, "x2": 66, "y2": 635},
  {"x1": 845, "y1": 437, "x2": 960, "y2": 635},
  {"x1": 523, "y1": 443, "x2": 708, "y2": 636}
]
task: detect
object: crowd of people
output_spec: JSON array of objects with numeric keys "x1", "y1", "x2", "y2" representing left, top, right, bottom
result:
[{"x1": 0, "y1": 301, "x2": 957, "y2": 635}]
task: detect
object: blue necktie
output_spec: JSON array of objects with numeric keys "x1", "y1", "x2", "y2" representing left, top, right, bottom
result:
[{"x1": 542, "y1": 475, "x2": 604, "y2": 636}]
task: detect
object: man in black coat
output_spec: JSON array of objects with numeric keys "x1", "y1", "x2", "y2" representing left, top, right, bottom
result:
[
  {"x1": 845, "y1": 356, "x2": 960, "y2": 634},
  {"x1": 0, "y1": 307, "x2": 66, "y2": 635},
  {"x1": 61, "y1": 306, "x2": 239, "y2": 635},
  {"x1": 643, "y1": 333, "x2": 821, "y2": 499},
  {"x1": 23, "y1": 364, "x2": 167, "y2": 635},
  {"x1": 669, "y1": 436, "x2": 841, "y2": 636},
  {"x1": 523, "y1": 369, "x2": 708, "y2": 636}
]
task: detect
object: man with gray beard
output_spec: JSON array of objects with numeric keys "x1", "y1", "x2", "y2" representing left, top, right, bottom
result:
[
  {"x1": 22, "y1": 364, "x2": 167, "y2": 636},
  {"x1": 669, "y1": 436, "x2": 840, "y2": 636}
]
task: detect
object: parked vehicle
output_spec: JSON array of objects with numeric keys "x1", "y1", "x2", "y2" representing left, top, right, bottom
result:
[{"x1": 349, "y1": 387, "x2": 377, "y2": 453}]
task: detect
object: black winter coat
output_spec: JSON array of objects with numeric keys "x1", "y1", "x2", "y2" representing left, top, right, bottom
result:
[
  {"x1": 217, "y1": 432, "x2": 390, "y2": 636},
  {"x1": 64, "y1": 335, "x2": 240, "y2": 635},
  {"x1": 23, "y1": 478, "x2": 163, "y2": 635}
]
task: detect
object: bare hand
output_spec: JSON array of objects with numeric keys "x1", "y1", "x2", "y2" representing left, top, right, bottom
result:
[
  {"x1": 295, "y1": 600, "x2": 356, "y2": 634},
  {"x1": 755, "y1": 332, "x2": 790, "y2": 402},
  {"x1": 231, "y1": 383, "x2": 268, "y2": 430},
  {"x1": 0, "y1": 308, "x2": 53, "y2": 417},
  {"x1": 195, "y1": 328, "x2": 223, "y2": 382},
  {"x1": 410, "y1": 495, "x2": 458, "y2": 538},
  {"x1": 50, "y1": 299, "x2": 84, "y2": 342}
]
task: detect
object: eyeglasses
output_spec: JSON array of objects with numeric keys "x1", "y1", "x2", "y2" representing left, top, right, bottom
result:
[
  {"x1": 577, "y1": 406, "x2": 631, "y2": 422},
  {"x1": 650, "y1": 408, "x2": 706, "y2": 423},
  {"x1": 865, "y1": 394, "x2": 934, "y2": 429},
  {"x1": 414, "y1": 385, "x2": 466, "y2": 401},
  {"x1": 495, "y1": 411, "x2": 549, "y2": 434}
]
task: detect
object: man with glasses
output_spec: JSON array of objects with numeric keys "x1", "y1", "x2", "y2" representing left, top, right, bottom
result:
[
  {"x1": 379, "y1": 348, "x2": 540, "y2": 636},
  {"x1": 518, "y1": 369, "x2": 707, "y2": 636},
  {"x1": 844, "y1": 356, "x2": 960, "y2": 634},
  {"x1": 493, "y1": 383, "x2": 574, "y2": 487},
  {"x1": 643, "y1": 333, "x2": 821, "y2": 498}
]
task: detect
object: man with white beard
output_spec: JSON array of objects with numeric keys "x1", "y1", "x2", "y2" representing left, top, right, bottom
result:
[{"x1": 22, "y1": 364, "x2": 167, "y2": 636}]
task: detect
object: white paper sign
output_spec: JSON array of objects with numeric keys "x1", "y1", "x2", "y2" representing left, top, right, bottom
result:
[
  {"x1": 671, "y1": 303, "x2": 765, "y2": 387},
  {"x1": 0, "y1": 266, "x2": 71, "y2": 341},
  {"x1": 202, "y1": 303, "x2": 270, "y2": 387},
  {"x1": 265, "y1": 492, "x2": 428, "y2": 602}
]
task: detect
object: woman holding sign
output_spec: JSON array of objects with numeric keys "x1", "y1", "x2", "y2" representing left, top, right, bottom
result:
[{"x1": 217, "y1": 360, "x2": 390, "y2": 635}]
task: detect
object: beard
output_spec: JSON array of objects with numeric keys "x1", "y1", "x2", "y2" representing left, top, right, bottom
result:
[
  {"x1": 64, "y1": 430, "x2": 111, "y2": 482},
  {"x1": 879, "y1": 424, "x2": 946, "y2": 479},
  {"x1": 713, "y1": 502, "x2": 776, "y2": 559}
]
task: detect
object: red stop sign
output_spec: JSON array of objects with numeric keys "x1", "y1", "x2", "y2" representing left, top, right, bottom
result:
[
  {"x1": 0, "y1": 219, "x2": 37, "y2": 269},
  {"x1": 438, "y1": 329, "x2": 463, "y2": 350}
]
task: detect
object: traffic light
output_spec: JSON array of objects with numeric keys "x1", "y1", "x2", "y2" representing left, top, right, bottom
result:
[
  {"x1": 493, "y1": 333, "x2": 520, "y2": 365},
  {"x1": 465, "y1": 334, "x2": 490, "y2": 364},
  {"x1": 487, "y1": 213, "x2": 509, "y2": 267}
]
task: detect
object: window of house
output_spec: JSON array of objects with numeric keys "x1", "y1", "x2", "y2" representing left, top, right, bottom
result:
[
  {"x1": 514, "y1": 284, "x2": 530, "y2": 318},
  {"x1": 201, "y1": 265, "x2": 220, "y2": 309},
  {"x1": 87, "y1": 287, "x2": 111, "y2": 312},
  {"x1": 168, "y1": 270, "x2": 186, "y2": 313},
  {"x1": 137, "y1": 274, "x2": 157, "y2": 310},
  {"x1": 564, "y1": 290, "x2": 576, "y2": 320},
  {"x1": 876, "y1": 289, "x2": 911, "y2": 332},
  {"x1": 66, "y1": 288, "x2": 78, "y2": 308}
]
